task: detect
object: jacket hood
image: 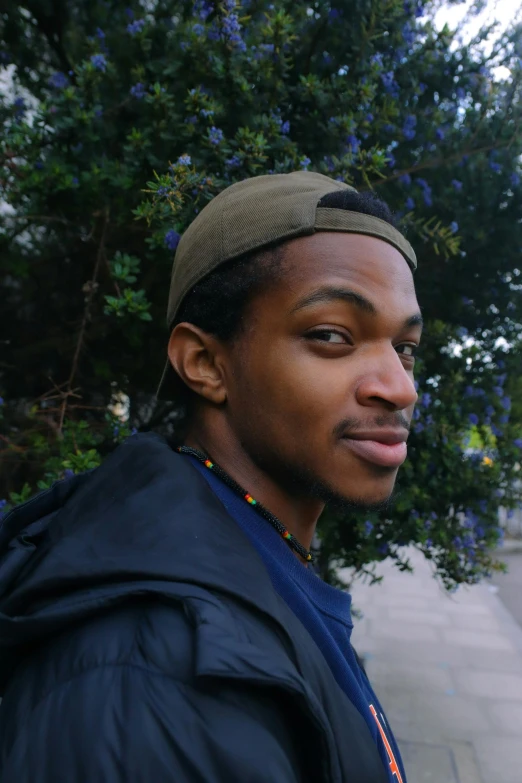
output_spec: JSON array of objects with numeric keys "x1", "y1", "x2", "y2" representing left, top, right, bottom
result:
[{"x1": 0, "y1": 432, "x2": 284, "y2": 693}]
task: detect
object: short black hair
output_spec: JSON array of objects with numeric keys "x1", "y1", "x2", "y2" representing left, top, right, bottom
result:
[{"x1": 175, "y1": 188, "x2": 397, "y2": 342}]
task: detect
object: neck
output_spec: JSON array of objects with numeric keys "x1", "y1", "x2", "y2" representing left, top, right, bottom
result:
[{"x1": 184, "y1": 425, "x2": 324, "y2": 554}]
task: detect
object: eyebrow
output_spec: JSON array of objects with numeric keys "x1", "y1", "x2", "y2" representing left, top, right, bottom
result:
[{"x1": 291, "y1": 286, "x2": 423, "y2": 330}]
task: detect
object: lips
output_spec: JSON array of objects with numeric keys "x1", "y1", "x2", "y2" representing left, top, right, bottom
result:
[{"x1": 341, "y1": 430, "x2": 409, "y2": 468}]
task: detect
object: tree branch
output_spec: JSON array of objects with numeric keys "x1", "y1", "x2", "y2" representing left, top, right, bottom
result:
[{"x1": 56, "y1": 209, "x2": 109, "y2": 433}]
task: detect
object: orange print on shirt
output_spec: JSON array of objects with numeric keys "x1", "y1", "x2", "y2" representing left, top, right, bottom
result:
[{"x1": 369, "y1": 704, "x2": 404, "y2": 783}]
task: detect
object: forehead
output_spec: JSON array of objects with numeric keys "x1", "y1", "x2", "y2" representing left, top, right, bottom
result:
[{"x1": 279, "y1": 232, "x2": 417, "y2": 307}]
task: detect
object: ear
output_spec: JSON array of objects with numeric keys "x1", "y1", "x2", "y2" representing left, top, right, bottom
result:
[{"x1": 167, "y1": 322, "x2": 227, "y2": 405}]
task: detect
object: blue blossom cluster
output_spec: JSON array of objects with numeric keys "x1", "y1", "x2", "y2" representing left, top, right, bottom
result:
[
  {"x1": 164, "y1": 230, "x2": 181, "y2": 251},
  {"x1": 127, "y1": 19, "x2": 145, "y2": 35},
  {"x1": 380, "y1": 70, "x2": 399, "y2": 98},
  {"x1": 177, "y1": 154, "x2": 192, "y2": 166},
  {"x1": 225, "y1": 155, "x2": 241, "y2": 169},
  {"x1": 346, "y1": 134, "x2": 359, "y2": 154},
  {"x1": 49, "y1": 71, "x2": 69, "y2": 89},
  {"x1": 300, "y1": 156, "x2": 311, "y2": 170},
  {"x1": 194, "y1": 0, "x2": 213, "y2": 21},
  {"x1": 13, "y1": 97, "x2": 26, "y2": 119},
  {"x1": 90, "y1": 54, "x2": 107, "y2": 72},
  {"x1": 221, "y1": 10, "x2": 246, "y2": 52},
  {"x1": 208, "y1": 126, "x2": 224, "y2": 145},
  {"x1": 130, "y1": 82, "x2": 146, "y2": 99},
  {"x1": 415, "y1": 177, "x2": 432, "y2": 206},
  {"x1": 403, "y1": 114, "x2": 416, "y2": 140}
]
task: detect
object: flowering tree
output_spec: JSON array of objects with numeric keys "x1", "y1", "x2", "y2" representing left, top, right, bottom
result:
[{"x1": 1, "y1": 0, "x2": 521, "y2": 588}]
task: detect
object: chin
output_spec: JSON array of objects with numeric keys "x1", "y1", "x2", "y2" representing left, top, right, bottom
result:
[{"x1": 329, "y1": 472, "x2": 398, "y2": 512}]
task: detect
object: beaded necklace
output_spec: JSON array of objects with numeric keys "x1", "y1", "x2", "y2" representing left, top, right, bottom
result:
[{"x1": 177, "y1": 445, "x2": 314, "y2": 564}]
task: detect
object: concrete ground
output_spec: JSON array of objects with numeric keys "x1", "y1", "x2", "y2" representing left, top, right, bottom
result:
[
  {"x1": 344, "y1": 547, "x2": 522, "y2": 783},
  {"x1": 491, "y1": 540, "x2": 522, "y2": 629}
]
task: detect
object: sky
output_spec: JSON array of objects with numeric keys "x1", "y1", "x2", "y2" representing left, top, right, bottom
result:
[{"x1": 434, "y1": 0, "x2": 521, "y2": 48}]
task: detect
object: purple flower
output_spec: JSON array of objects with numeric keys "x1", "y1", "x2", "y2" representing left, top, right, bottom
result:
[
  {"x1": 127, "y1": 19, "x2": 145, "y2": 35},
  {"x1": 451, "y1": 179, "x2": 463, "y2": 191},
  {"x1": 491, "y1": 425, "x2": 503, "y2": 438},
  {"x1": 450, "y1": 221, "x2": 458, "y2": 233},
  {"x1": 200, "y1": 108, "x2": 215, "y2": 118},
  {"x1": 453, "y1": 535, "x2": 463, "y2": 550},
  {"x1": 510, "y1": 172, "x2": 520, "y2": 187},
  {"x1": 0, "y1": 397, "x2": 4, "y2": 405},
  {"x1": 399, "y1": 173, "x2": 412, "y2": 186},
  {"x1": 418, "y1": 82, "x2": 427, "y2": 94},
  {"x1": 130, "y1": 427, "x2": 138, "y2": 436},
  {"x1": 414, "y1": 422, "x2": 424, "y2": 434},
  {"x1": 514, "y1": 438, "x2": 522, "y2": 449},
  {"x1": 195, "y1": 0, "x2": 213, "y2": 20},
  {"x1": 125, "y1": 7, "x2": 134, "y2": 18},
  {"x1": 377, "y1": 543, "x2": 389, "y2": 555},
  {"x1": 485, "y1": 405, "x2": 495, "y2": 417},
  {"x1": 421, "y1": 392, "x2": 431, "y2": 408},
  {"x1": 501, "y1": 396, "x2": 511, "y2": 411},
  {"x1": 90, "y1": 54, "x2": 107, "y2": 71},
  {"x1": 499, "y1": 414, "x2": 510, "y2": 424},
  {"x1": 425, "y1": 538, "x2": 433, "y2": 548},
  {"x1": 300, "y1": 156, "x2": 311, "y2": 170},
  {"x1": 346, "y1": 135, "x2": 360, "y2": 153},
  {"x1": 381, "y1": 71, "x2": 399, "y2": 96},
  {"x1": 469, "y1": 413, "x2": 479, "y2": 425},
  {"x1": 435, "y1": 127, "x2": 444, "y2": 140},
  {"x1": 164, "y1": 230, "x2": 181, "y2": 251},
  {"x1": 208, "y1": 126, "x2": 224, "y2": 145},
  {"x1": 423, "y1": 189, "x2": 433, "y2": 207},
  {"x1": 96, "y1": 27, "x2": 106, "y2": 39},
  {"x1": 71, "y1": 177, "x2": 79, "y2": 185},
  {"x1": 157, "y1": 186, "x2": 169, "y2": 197},
  {"x1": 49, "y1": 71, "x2": 69, "y2": 89},
  {"x1": 225, "y1": 155, "x2": 241, "y2": 168},
  {"x1": 192, "y1": 23, "x2": 205, "y2": 36},
  {"x1": 365, "y1": 112, "x2": 374, "y2": 122},
  {"x1": 64, "y1": 469, "x2": 75, "y2": 479},
  {"x1": 489, "y1": 160, "x2": 502, "y2": 173},
  {"x1": 364, "y1": 520, "x2": 374, "y2": 536},
  {"x1": 130, "y1": 82, "x2": 146, "y2": 99},
  {"x1": 177, "y1": 154, "x2": 192, "y2": 166},
  {"x1": 405, "y1": 197, "x2": 415, "y2": 210},
  {"x1": 403, "y1": 114, "x2": 417, "y2": 140},
  {"x1": 281, "y1": 120, "x2": 290, "y2": 135}
]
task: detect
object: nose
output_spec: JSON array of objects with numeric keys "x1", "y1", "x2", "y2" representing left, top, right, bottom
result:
[{"x1": 355, "y1": 345, "x2": 418, "y2": 411}]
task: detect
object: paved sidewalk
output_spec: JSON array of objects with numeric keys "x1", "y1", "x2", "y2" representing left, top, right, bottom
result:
[{"x1": 343, "y1": 548, "x2": 522, "y2": 783}]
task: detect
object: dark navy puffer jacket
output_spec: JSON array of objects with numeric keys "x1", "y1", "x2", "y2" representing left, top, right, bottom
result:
[{"x1": 0, "y1": 433, "x2": 389, "y2": 783}]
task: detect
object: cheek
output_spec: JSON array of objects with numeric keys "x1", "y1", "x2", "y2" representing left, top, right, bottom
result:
[{"x1": 239, "y1": 340, "x2": 350, "y2": 425}]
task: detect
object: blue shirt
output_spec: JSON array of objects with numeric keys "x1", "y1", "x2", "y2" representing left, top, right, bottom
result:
[{"x1": 190, "y1": 457, "x2": 407, "y2": 783}]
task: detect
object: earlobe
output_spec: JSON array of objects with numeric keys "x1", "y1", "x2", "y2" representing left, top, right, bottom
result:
[{"x1": 167, "y1": 323, "x2": 227, "y2": 405}]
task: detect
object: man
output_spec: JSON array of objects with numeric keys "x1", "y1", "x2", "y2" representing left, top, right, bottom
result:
[{"x1": 0, "y1": 171, "x2": 421, "y2": 782}]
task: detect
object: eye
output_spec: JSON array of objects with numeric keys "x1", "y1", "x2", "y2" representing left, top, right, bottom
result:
[
  {"x1": 396, "y1": 343, "x2": 418, "y2": 358},
  {"x1": 308, "y1": 329, "x2": 350, "y2": 344}
]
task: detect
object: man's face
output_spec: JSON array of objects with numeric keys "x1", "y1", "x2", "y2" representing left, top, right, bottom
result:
[{"x1": 222, "y1": 232, "x2": 421, "y2": 509}]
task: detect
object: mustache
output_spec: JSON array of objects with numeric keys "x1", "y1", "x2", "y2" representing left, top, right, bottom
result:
[{"x1": 333, "y1": 412, "x2": 411, "y2": 439}]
